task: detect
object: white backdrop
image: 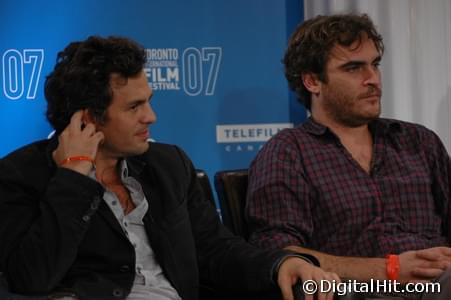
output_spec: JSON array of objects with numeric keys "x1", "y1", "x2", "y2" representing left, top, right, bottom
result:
[{"x1": 304, "y1": 0, "x2": 451, "y2": 152}]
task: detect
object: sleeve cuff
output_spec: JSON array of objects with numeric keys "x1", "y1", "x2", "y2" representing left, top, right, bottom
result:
[{"x1": 271, "y1": 252, "x2": 320, "y2": 284}]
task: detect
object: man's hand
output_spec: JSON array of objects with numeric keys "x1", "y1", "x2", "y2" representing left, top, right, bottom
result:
[
  {"x1": 399, "y1": 246, "x2": 451, "y2": 283},
  {"x1": 277, "y1": 256, "x2": 339, "y2": 300},
  {"x1": 53, "y1": 110, "x2": 104, "y2": 175}
]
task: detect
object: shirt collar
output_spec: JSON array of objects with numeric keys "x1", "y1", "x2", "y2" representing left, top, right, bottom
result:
[
  {"x1": 369, "y1": 118, "x2": 402, "y2": 137},
  {"x1": 301, "y1": 117, "x2": 329, "y2": 136},
  {"x1": 86, "y1": 159, "x2": 135, "y2": 182},
  {"x1": 119, "y1": 159, "x2": 129, "y2": 180},
  {"x1": 302, "y1": 116, "x2": 402, "y2": 137}
]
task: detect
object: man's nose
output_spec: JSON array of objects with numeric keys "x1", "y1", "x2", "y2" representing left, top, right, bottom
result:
[
  {"x1": 363, "y1": 65, "x2": 381, "y2": 88},
  {"x1": 143, "y1": 102, "x2": 157, "y2": 124}
]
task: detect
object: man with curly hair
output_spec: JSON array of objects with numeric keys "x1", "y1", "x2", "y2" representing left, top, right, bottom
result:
[
  {"x1": 0, "y1": 36, "x2": 337, "y2": 300},
  {"x1": 247, "y1": 13, "x2": 451, "y2": 299}
]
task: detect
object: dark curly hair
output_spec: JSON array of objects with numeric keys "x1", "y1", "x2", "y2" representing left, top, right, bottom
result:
[
  {"x1": 283, "y1": 13, "x2": 384, "y2": 110},
  {"x1": 45, "y1": 36, "x2": 147, "y2": 134}
]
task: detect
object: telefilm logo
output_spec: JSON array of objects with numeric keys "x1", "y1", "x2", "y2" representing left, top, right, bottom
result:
[
  {"x1": 216, "y1": 123, "x2": 293, "y2": 152},
  {"x1": 145, "y1": 47, "x2": 222, "y2": 96}
]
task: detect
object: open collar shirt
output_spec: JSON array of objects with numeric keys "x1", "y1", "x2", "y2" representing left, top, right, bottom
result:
[
  {"x1": 89, "y1": 161, "x2": 180, "y2": 300},
  {"x1": 246, "y1": 117, "x2": 451, "y2": 257}
]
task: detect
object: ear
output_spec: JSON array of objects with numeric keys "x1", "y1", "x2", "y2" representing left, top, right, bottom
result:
[
  {"x1": 81, "y1": 109, "x2": 97, "y2": 126},
  {"x1": 301, "y1": 73, "x2": 321, "y2": 94}
]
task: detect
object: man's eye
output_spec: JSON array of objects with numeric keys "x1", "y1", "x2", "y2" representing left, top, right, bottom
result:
[{"x1": 346, "y1": 65, "x2": 361, "y2": 72}]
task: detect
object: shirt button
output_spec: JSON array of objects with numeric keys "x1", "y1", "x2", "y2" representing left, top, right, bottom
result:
[
  {"x1": 119, "y1": 265, "x2": 130, "y2": 272},
  {"x1": 112, "y1": 288, "x2": 124, "y2": 298},
  {"x1": 90, "y1": 201, "x2": 99, "y2": 210}
]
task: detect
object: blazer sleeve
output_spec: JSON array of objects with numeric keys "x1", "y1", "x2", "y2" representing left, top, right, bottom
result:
[
  {"x1": 173, "y1": 146, "x2": 289, "y2": 292},
  {"x1": 0, "y1": 151, "x2": 104, "y2": 294}
]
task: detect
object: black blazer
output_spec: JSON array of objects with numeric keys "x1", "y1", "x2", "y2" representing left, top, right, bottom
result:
[{"x1": 0, "y1": 139, "x2": 286, "y2": 300}]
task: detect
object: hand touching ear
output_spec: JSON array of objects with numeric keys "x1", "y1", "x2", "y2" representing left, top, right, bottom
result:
[{"x1": 53, "y1": 110, "x2": 104, "y2": 175}]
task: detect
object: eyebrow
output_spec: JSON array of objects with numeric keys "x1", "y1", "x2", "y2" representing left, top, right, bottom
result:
[
  {"x1": 338, "y1": 55, "x2": 382, "y2": 69},
  {"x1": 127, "y1": 94, "x2": 153, "y2": 107}
]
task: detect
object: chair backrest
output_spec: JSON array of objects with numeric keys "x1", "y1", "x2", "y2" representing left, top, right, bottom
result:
[
  {"x1": 196, "y1": 169, "x2": 216, "y2": 206},
  {"x1": 214, "y1": 169, "x2": 249, "y2": 239}
]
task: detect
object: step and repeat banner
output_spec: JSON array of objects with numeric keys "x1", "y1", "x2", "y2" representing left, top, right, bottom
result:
[{"x1": 0, "y1": 0, "x2": 306, "y2": 208}]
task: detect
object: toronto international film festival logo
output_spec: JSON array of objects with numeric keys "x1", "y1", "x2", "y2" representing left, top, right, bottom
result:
[{"x1": 1, "y1": 47, "x2": 222, "y2": 100}]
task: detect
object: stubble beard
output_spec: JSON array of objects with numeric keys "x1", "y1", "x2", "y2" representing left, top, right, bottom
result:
[
  {"x1": 98, "y1": 138, "x2": 149, "y2": 160},
  {"x1": 322, "y1": 86, "x2": 381, "y2": 128}
]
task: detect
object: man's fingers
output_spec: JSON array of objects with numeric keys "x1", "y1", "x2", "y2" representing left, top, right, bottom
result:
[
  {"x1": 94, "y1": 131, "x2": 104, "y2": 141},
  {"x1": 412, "y1": 267, "x2": 444, "y2": 278},
  {"x1": 278, "y1": 276, "x2": 294, "y2": 300},
  {"x1": 331, "y1": 272, "x2": 341, "y2": 283},
  {"x1": 309, "y1": 272, "x2": 331, "y2": 300},
  {"x1": 325, "y1": 272, "x2": 341, "y2": 300},
  {"x1": 426, "y1": 261, "x2": 451, "y2": 270},
  {"x1": 416, "y1": 249, "x2": 440, "y2": 261},
  {"x1": 416, "y1": 247, "x2": 451, "y2": 261},
  {"x1": 69, "y1": 110, "x2": 84, "y2": 131},
  {"x1": 82, "y1": 123, "x2": 96, "y2": 136},
  {"x1": 433, "y1": 247, "x2": 451, "y2": 257},
  {"x1": 416, "y1": 258, "x2": 451, "y2": 270},
  {"x1": 91, "y1": 132, "x2": 104, "y2": 149},
  {"x1": 409, "y1": 279, "x2": 432, "y2": 284}
]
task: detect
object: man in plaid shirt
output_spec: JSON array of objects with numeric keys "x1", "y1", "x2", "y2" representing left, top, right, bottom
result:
[{"x1": 247, "y1": 13, "x2": 451, "y2": 299}]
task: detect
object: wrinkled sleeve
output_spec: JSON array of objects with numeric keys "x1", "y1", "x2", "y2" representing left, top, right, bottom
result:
[
  {"x1": 173, "y1": 146, "x2": 291, "y2": 292},
  {"x1": 246, "y1": 133, "x2": 313, "y2": 250},
  {"x1": 0, "y1": 157, "x2": 104, "y2": 294}
]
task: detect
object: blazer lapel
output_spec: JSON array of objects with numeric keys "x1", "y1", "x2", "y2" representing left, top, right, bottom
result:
[
  {"x1": 96, "y1": 200, "x2": 127, "y2": 238},
  {"x1": 127, "y1": 155, "x2": 182, "y2": 294}
]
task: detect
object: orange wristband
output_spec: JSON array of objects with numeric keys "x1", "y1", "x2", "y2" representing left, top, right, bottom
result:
[
  {"x1": 60, "y1": 155, "x2": 95, "y2": 166},
  {"x1": 386, "y1": 254, "x2": 400, "y2": 281}
]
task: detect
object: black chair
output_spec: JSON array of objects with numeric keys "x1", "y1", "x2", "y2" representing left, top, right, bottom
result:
[
  {"x1": 195, "y1": 169, "x2": 216, "y2": 206},
  {"x1": 213, "y1": 169, "x2": 361, "y2": 300},
  {"x1": 213, "y1": 169, "x2": 309, "y2": 300},
  {"x1": 198, "y1": 169, "x2": 290, "y2": 300},
  {"x1": 214, "y1": 169, "x2": 249, "y2": 239}
]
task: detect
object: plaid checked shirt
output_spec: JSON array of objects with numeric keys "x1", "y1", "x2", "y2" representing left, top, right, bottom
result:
[{"x1": 246, "y1": 117, "x2": 451, "y2": 257}]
